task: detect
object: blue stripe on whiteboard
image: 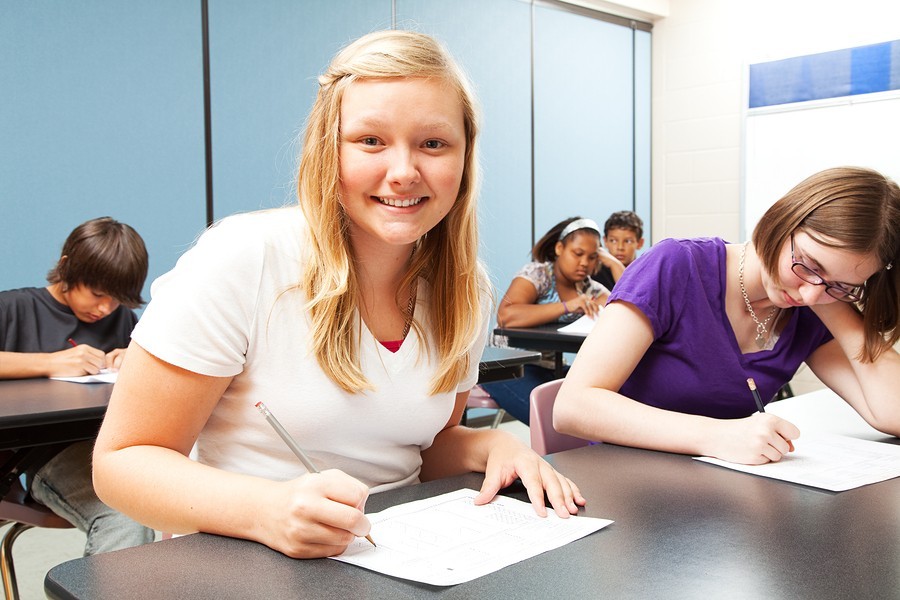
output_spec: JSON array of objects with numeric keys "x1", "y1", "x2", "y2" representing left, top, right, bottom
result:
[{"x1": 749, "y1": 40, "x2": 900, "y2": 108}]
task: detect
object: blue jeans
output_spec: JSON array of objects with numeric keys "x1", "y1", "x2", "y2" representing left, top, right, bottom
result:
[
  {"x1": 479, "y1": 364, "x2": 566, "y2": 426},
  {"x1": 29, "y1": 440, "x2": 154, "y2": 556}
]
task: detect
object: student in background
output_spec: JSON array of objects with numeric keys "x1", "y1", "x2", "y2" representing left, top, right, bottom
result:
[
  {"x1": 592, "y1": 210, "x2": 645, "y2": 290},
  {"x1": 556, "y1": 167, "x2": 900, "y2": 465},
  {"x1": 92, "y1": 30, "x2": 584, "y2": 560},
  {"x1": 483, "y1": 217, "x2": 610, "y2": 425},
  {"x1": 0, "y1": 216, "x2": 154, "y2": 554}
]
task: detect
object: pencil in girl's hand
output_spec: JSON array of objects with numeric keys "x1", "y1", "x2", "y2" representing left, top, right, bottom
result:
[
  {"x1": 746, "y1": 378, "x2": 765, "y2": 413},
  {"x1": 747, "y1": 378, "x2": 794, "y2": 452},
  {"x1": 255, "y1": 401, "x2": 376, "y2": 547}
]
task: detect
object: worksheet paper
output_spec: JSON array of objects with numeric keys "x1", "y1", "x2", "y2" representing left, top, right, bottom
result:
[
  {"x1": 694, "y1": 432, "x2": 900, "y2": 492},
  {"x1": 556, "y1": 314, "x2": 596, "y2": 335},
  {"x1": 331, "y1": 488, "x2": 613, "y2": 586},
  {"x1": 50, "y1": 369, "x2": 117, "y2": 384}
]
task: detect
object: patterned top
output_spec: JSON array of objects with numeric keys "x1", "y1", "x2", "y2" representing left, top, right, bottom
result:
[{"x1": 515, "y1": 261, "x2": 609, "y2": 323}]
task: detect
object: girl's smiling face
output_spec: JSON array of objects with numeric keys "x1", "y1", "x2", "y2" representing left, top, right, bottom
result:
[{"x1": 338, "y1": 77, "x2": 466, "y2": 252}]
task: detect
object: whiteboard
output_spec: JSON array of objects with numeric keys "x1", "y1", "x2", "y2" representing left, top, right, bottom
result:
[{"x1": 743, "y1": 90, "x2": 900, "y2": 241}]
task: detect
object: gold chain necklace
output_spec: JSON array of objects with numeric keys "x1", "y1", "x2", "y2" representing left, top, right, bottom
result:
[{"x1": 739, "y1": 242, "x2": 778, "y2": 349}]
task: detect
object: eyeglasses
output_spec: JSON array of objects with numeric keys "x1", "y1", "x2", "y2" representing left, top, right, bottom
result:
[{"x1": 790, "y1": 234, "x2": 865, "y2": 302}]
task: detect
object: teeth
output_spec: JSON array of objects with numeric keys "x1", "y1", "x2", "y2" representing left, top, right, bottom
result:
[{"x1": 378, "y1": 197, "x2": 423, "y2": 207}]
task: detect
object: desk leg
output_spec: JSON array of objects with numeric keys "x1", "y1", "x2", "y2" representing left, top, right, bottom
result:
[{"x1": 554, "y1": 353, "x2": 564, "y2": 379}]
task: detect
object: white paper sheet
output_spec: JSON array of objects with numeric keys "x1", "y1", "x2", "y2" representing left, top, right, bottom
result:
[
  {"x1": 50, "y1": 369, "x2": 117, "y2": 384},
  {"x1": 330, "y1": 488, "x2": 613, "y2": 586},
  {"x1": 556, "y1": 314, "x2": 597, "y2": 335},
  {"x1": 694, "y1": 432, "x2": 900, "y2": 492}
]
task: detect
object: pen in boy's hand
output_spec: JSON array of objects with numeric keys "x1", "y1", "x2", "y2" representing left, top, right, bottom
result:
[
  {"x1": 254, "y1": 401, "x2": 376, "y2": 547},
  {"x1": 67, "y1": 338, "x2": 78, "y2": 348}
]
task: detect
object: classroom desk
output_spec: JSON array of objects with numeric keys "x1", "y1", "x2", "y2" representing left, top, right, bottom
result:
[
  {"x1": 0, "y1": 378, "x2": 113, "y2": 495},
  {"x1": 476, "y1": 346, "x2": 541, "y2": 384},
  {"x1": 0, "y1": 349, "x2": 537, "y2": 480},
  {"x1": 493, "y1": 323, "x2": 587, "y2": 377},
  {"x1": 44, "y1": 390, "x2": 900, "y2": 600},
  {"x1": 0, "y1": 379, "x2": 112, "y2": 451},
  {"x1": 0, "y1": 348, "x2": 535, "y2": 447}
]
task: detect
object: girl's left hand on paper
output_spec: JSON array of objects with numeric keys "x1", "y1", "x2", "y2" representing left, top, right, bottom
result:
[
  {"x1": 267, "y1": 469, "x2": 372, "y2": 559},
  {"x1": 474, "y1": 434, "x2": 585, "y2": 518}
]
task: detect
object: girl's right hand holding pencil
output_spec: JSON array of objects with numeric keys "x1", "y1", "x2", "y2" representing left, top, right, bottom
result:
[
  {"x1": 266, "y1": 469, "x2": 372, "y2": 559},
  {"x1": 704, "y1": 413, "x2": 800, "y2": 465}
]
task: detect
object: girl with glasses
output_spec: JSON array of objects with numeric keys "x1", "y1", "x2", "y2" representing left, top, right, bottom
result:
[{"x1": 555, "y1": 166, "x2": 900, "y2": 465}]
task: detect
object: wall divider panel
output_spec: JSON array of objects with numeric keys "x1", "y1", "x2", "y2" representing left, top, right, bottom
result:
[
  {"x1": 533, "y1": 2, "x2": 649, "y2": 245},
  {"x1": 395, "y1": 0, "x2": 534, "y2": 300},
  {"x1": 2, "y1": 1, "x2": 650, "y2": 316},
  {"x1": 207, "y1": 0, "x2": 392, "y2": 222},
  {"x1": 0, "y1": 1, "x2": 207, "y2": 300}
]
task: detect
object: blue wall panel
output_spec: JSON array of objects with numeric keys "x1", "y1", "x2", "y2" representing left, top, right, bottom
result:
[
  {"x1": 0, "y1": 1, "x2": 206, "y2": 301},
  {"x1": 396, "y1": 0, "x2": 533, "y2": 301},
  {"x1": 2, "y1": 1, "x2": 650, "y2": 319},
  {"x1": 533, "y1": 5, "x2": 635, "y2": 243},
  {"x1": 208, "y1": 0, "x2": 392, "y2": 220}
]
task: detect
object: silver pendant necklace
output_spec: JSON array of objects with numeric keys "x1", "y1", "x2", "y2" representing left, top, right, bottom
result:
[{"x1": 739, "y1": 242, "x2": 778, "y2": 350}]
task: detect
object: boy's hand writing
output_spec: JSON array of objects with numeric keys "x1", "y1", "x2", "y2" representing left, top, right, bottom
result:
[{"x1": 47, "y1": 344, "x2": 108, "y2": 377}]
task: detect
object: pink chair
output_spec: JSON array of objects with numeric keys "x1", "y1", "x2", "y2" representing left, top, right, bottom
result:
[
  {"x1": 1, "y1": 476, "x2": 74, "y2": 600},
  {"x1": 466, "y1": 386, "x2": 506, "y2": 429},
  {"x1": 529, "y1": 379, "x2": 589, "y2": 456}
]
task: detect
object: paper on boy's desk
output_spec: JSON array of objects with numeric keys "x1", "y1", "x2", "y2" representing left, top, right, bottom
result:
[
  {"x1": 50, "y1": 369, "x2": 117, "y2": 384},
  {"x1": 330, "y1": 488, "x2": 613, "y2": 586},
  {"x1": 556, "y1": 314, "x2": 597, "y2": 335},
  {"x1": 694, "y1": 432, "x2": 900, "y2": 492}
]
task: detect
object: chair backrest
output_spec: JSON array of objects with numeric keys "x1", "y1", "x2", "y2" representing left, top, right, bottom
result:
[{"x1": 529, "y1": 379, "x2": 589, "y2": 455}]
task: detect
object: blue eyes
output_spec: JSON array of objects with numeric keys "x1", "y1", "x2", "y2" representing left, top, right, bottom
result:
[{"x1": 357, "y1": 137, "x2": 445, "y2": 149}]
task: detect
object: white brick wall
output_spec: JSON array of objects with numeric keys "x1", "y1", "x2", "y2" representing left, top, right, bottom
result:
[{"x1": 650, "y1": 0, "x2": 900, "y2": 243}]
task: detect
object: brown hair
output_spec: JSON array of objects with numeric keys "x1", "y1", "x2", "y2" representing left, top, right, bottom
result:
[
  {"x1": 47, "y1": 217, "x2": 149, "y2": 308},
  {"x1": 753, "y1": 166, "x2": 900, "y2": 361},
  {"x1": 297, "y1": 30, "x2": 487, "y2": 394}
]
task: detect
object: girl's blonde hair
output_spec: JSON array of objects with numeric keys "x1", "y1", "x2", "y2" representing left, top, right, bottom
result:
[
  {"x1": 753, "y1": 166, "x2": 900, "y2": 362},
  {"x1": 297, "y1": 30, "x2": 486, "y2": 394}
]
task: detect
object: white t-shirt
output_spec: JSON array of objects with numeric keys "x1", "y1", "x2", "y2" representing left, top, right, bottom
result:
[{"x1": 133, "y1": 207, "x2": 489, "y2": 493}]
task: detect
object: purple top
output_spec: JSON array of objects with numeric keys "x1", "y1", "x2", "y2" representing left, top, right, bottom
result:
[{"x1": 608, "y1": 238, "x2": 833, "y2": 419}]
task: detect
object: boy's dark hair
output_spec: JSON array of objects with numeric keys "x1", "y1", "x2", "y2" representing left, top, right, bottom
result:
[
  {"x1": 604, "y1": 210, "x2": 644, "y2": 240},
  {"x1": 46, "y1": 217, "x2": 148, "y2": 308}
]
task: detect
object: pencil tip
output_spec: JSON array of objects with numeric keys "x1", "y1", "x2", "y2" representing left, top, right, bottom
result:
[{"x1": 746, "y1": 378, "x2": 756, "y2": 390}]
